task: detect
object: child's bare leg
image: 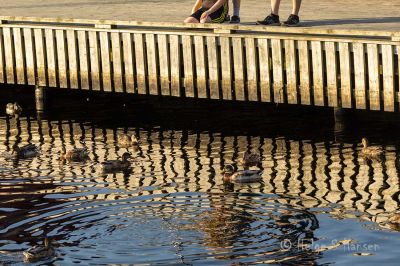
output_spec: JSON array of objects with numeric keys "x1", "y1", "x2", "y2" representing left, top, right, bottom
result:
[
  {"x1": 200, "y1": 16, "x2": 212, "y2": 23},
  {"x1": 271, "y1": 0, "x2": 281, "y2": 15},
  {"x1": 184, "y1": 17, "x2": 200, "y2": 23},
  {"x1": 292, "y1": 0, "x2": 302, "y2": 15}
]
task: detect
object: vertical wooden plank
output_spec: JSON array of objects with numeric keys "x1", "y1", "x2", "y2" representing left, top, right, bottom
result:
[
  {"x1": 100, "y1": 31, "x2": 112, "y2": 92},
  {"x1": 207, "y1": 36, "x2": 219, "y2": 100},
  {"x1": 232, "y1": 37, "x2": 245, "y2": 101},
  {"x1": 13, "y1": 28, "x2": 25, "y2": 84},
  {"x1": 67, "y1": 30, "x2": 79, "y2": 89},
  {"x1": 311, "y1": 41, "x2": 324, "y2": 106},
  {"x1": 285, "y1": 39, "x2": 297, "y2": 104},
  {"x1": 23, "y1": 28, "x2": 36, "y2": 85},
  {"x1": 89, "y1": 31, "x2": 101, "y2": 91},
  {"x1": 258, "y1": 38, "x2": 271, "y2": 102},
  {"x1": 169, "y1": 35, "x2": 181, "y2": 97},
  {"x1": 194, "y1": 35, "x2": 207, "y2": 98},
  {"x1": 325, "y1": 42, "x2": 338, "y2": 107},
  {"x1": 122, "y1": 32, "x2": 135, "y2": 94},
  {"x1": 298, "y1": 41, "x2": 311, "y2": 105},
  {"x1": 78, "y1": 31, "x2": 90, "y2": 90},
  {"x1": 146, "y1": 34, "x2": 158, "y2": 95},
  {"x1": 0, "y1": 28, "x2": 4, "y2": 83},
  {"x1": 45, "y1": 28, "x2": 57, "y2": 87},
  {"x1": 134, "y1": 33, "x2": 147, "y2": 94},
  {"x1": 34, "y1": 28, "x2": 47, "y2": 86},
  {"x1": 271, "y1": 39, "x2": 284, "y2": 103},
  {"x1": 157, "y1": 34, "x2": 170, "y2": 96},
  {"x1": 220, "y1": 37, "x2": 232, "y2": 100},
  {"x1": 245, "y1": 38, "x2": 258, "y2": 101},
  {"x1": 111, "y1": 32, "x2": 124, "y2": 93},
  {"x1": 56, "y1": 30, "x2": 68, "y2": 88},
  {"x1": 182, "y1": 35, "x2": 195, "y2": 97},
  {"x1": 367, "y1": 44, "x2": 380, "y2": 110},
  {"x1": 339, "y1": 42, "x2": 352, "y2": 108},
  {"x1": 382, "y1": 45, "x2": 395, "y2": 112},
  {"x1": 3, "y1": 28, "x2": 15, "y2": 84},
  {"x1": 353, "y1": 43, "x2": 366, "y2": 109}
]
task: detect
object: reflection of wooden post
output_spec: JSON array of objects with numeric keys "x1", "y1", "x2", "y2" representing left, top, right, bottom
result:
[
  {"x1": 334, "y1": 108, "x2": 345, "y2": 142},
  {"x1": 35, "y1": 84, "x2": 46, "y2": 112}
]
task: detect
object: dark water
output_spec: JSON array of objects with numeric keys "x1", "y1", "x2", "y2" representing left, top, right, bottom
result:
[{"x1": 0, "y1": 89, "x2": 400, "y2": 265}]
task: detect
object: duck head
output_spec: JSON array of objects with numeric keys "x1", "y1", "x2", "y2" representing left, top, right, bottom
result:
[
  {"x1": 12, "y1": 144, "x2": 20, "y2": 154},
  {"x1": 361, "y1": 138, "x2": 369, "y2": 148},
  {"x1": 222, "y1": 164, "x2": 236, "y2": 181},
  {"x1": 122, "y1": 152, "x2": 131, "y2": 162}
]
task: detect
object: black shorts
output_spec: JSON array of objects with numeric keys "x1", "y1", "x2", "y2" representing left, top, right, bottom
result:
[{"x1": 190, "y1": 3, "x2": 228, "y2": 23}]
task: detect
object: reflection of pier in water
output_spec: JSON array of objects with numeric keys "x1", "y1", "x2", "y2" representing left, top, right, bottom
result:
[{"x1": 1, "y1": 117, "x2": 399, "y2": 228}]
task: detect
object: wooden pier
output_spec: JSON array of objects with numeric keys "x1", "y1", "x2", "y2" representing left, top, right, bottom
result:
[{"x1": 0, "y1": 16, "x2": 399, "y2": 111}]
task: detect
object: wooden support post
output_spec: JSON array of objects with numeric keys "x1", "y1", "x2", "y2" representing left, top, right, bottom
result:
[
  {"x1": 334, "y1": 107, "x2": 345, "y2": 142},
  {"x1": 35, "y1": 85, "x2": 46, "y2": 112}
]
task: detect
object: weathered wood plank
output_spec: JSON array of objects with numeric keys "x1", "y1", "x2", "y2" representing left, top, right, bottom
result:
[
  {"x1": 325, "y1": 42, "x2": 338, "y2": 107},
  {"x1": 311, "y1": 41, "x2": 324, "y2": 106},
  {"x1": 146, "y1": 33, "x2": 158, "y2": 95},
  {"x1": 56, "y1": 30, "x2": 68, "y2": 88},
  {"x1": 134, "y1": 33, "x2": 147, "y2": 94},
  {"x1": 13, "y1": 28, "x2": 25, "y2": 84},
  {"x1": 169, "y1": 35, "x2": 181, "y2": 97},
  {"x1": 89, "y1": 31, "x2": 101, "y2": 91},
  {"x1": 122, "y1": 32, "x2": 135, "y2": 93},
  {"x1": 182, "y1": 35, "x2": 195, "y2": 97},
  {"x1": 245, "y1": 38, "x2": 258, "y2": 101},
  {"x1": 382, "y1": 45, "x2": 394, "y2": 112},
  {"x1": 207, "y1": 36, "x2": 219, "y2": 100},
  {"x1": 220, "y1": 37, "x2": 232, "y2": 100},
  {"x1": 271, "y1": 39, "x2": 284, "y2": 103},
  {"x1": 285, "y1": 39, "x2": 297, "y2": 104},
  {"x1": 298, "y1": 40, "x2": 311, "y2": 105},
  {"x1": 367, "y1": 43, "x2": 380, "y2": 110},
  {"x1": 34, "y1": 28, "x2": 47, "y2": 86},
  {"x1": 0, "y1": 29, "x2": 4, "y2": 83},
  {"x1": 78, "y1": 31, "x2": 90, "y2": 90},
  {"x1": 258, "y1": 38, "x2": 271, "y2": 102},
  {"x1": 45, "y1": 29, "x2": 57, "y2": 87},
  {"x1": 111, "y1": 32, "x2": 124, "y2": 93},
  {"x1": 67, "y1": 30, "x2": 79, "y2": 89},
  {"x1": 232, "y1": 37, "x2": 245, "y2": 101},
  {"x1": 157, "y1": 34, "x2": 170, "y2": 96},
  {"x1": 339, "y1": 42, "x2": 352, "y2": 108},
  {"x1": 353, "y1": 43, "x2": 366, "y2": 109},
  {"x1": 3, "y1": 28, "x2": 15, "y2": 84},
  {"x1": 100, "y1": 31, "x2": 112, "y2": 92},
  {"x1": 194, "y1": 35, "x2": 207, "y2": 98},
  {"x1": 23, "y1": 28, "x2": 35, "y2": 85}
]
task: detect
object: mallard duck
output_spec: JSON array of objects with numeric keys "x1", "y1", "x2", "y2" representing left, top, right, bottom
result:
[
  {"x1": 360, "y1": 138, "x2": 383, "y2": 158},
  {"x1": 118, "y1": 134, "x2": 139, "y2": 147},
  {"x1": 100, "y1": 152, "x2": 131, "y2": 172},
  {"x1": 60, "y1": 148, "x2": 89, "y2": 162},
  {"x1": 12, "y1": 143, "x2": 39, "y2": 159},
  {"x1": 23, "y1": 238, "x2": 55, "y2": 262},
  {"x1": 222, "y1": 164, "x2": 263, "y2": 183},
  {"x1": 6, "y1": 102, "x2": 22, "y2": 118},
  {"x1": 240, "y1": 151, "x2": 261, "y2": 168}
]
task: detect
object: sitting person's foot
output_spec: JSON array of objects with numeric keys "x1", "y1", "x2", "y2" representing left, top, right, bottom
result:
[
  {"x1": 225, "y1": 14, "x2": 231, "y2": 22},
  {"x1": 257, "y1": 13, "x2": 280, "y2": 26},
  {"x1": 282, "y1": 14, "x2": 300, "y2": 27},
  {"x1": 230, "y1": 15, "x2": 240, "y2": 24}
]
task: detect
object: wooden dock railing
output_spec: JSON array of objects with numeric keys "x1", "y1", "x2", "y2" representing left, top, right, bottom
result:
[{"x1": 0, "y1": 16, "x2": 399, "y2": 111}]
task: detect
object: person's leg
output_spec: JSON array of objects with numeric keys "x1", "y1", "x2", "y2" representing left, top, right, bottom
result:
[
  {"x1": 257, "y1": 0, "x2": 281, "y2": 25},
  {"x1": 282, "y1": 0, "x2": 302, "y2": 26},
  {"x1": 271, "y1": 0, "x2": 281, "y2": 15},
  {"x1": 200, "y1": 16, "x2": 212, "y2": 23},
  {"x1": 291, "y1": 0, "x2": 302, "y2": 16},
  {"x1": 184, "y1": 17, "x2": 200, "y2": 23},
  {"x1": 230, "y1": 0, "x2": 241, "y2": 23}
]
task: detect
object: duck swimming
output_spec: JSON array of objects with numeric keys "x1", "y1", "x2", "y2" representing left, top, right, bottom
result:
[
  {"x1": 11, "y1": 143, "x2": 39, "y2": 159},
  {"x1": 360, "y1": 138, "x2": 383, "y2": 159},
  {"x1": 240, "y1": 151, "x2": 261, "y2": 169},
  {"x1": 6, "y1": 102, "x2": 22, "y2": 118},
  {"x1": 23, "y1": 238, "x2": 55, "y2": 262},
  {"x1": 222, "y1": 164, "x2": 263, "y2": 183},
  {"x1": 60, "y1": 148, "x2": 89, "y2": 162},
  {"x1": 118, "y1": 134, "x2": 139, "y2": 147},
  {"x1": 100, "y1": 152, "x2": 132, "y2": 172}
]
